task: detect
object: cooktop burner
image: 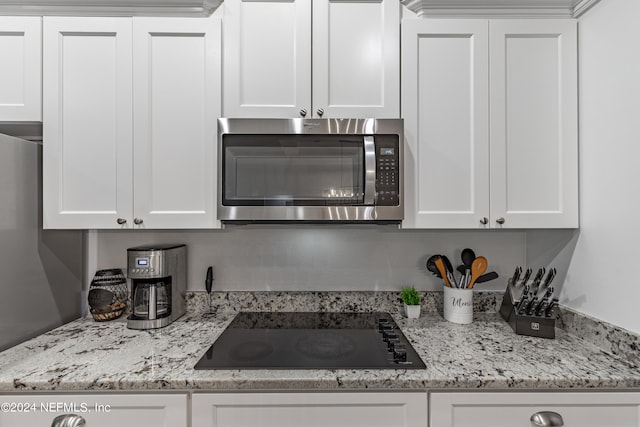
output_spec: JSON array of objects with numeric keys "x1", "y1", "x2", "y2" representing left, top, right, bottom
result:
[{"x1": 194, "y1": 312, "x2": 426, "y2": 370}]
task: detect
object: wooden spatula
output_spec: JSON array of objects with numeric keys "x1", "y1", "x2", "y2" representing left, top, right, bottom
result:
[{"x1": 434, "y1": 257, "x2": 452, "y2": 287}]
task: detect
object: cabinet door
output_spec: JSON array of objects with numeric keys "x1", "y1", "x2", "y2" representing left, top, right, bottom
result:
[
  {"x1": 192, "y1": 392, "x2": 427, "y2": 427},
  {"x1": 0, "y1": 394, "x2": 187, "y2": 427},
  {"x1": 43, "y1": 17, "x2": 133, "y2": 229},
  {"x1": 133, "y1": 18, "x2": 221, "y2": 229},
  {"x1": 223, "y1": 0, "x2": 311, "y2": 118},
  {"x1": 401, "y1": 19, "x2": 489, "y2": 228},
  {"x1": 430, "y1": 392, "x2": 640, "y2": 427},
  {"x1": 0, "y1": 17, "x2": 42, "y2": 121},
  {"x1": 313, "y1": 0, "x2": 400, "y2": 118},
  {"x1": 489, "y1": 20, "x2": 578, "y2": 228}
]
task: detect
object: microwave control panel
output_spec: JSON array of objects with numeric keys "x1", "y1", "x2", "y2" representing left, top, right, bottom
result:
[{"x1": 375, "y1": 138, "x2": 400, "y2": 206}]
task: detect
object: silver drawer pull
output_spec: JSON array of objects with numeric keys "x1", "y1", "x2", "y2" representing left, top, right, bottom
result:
[
  {"x1": 531, "y1": 411, "x2": 564, "y2": 426},
  {"x1": 51, "y1": 414, "x2": 86, "y2": 427}
]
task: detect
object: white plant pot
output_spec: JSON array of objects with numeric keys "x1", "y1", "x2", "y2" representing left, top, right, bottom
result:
[{"x1": 404, "y1": 303, "x2": 421, "y2": 319}]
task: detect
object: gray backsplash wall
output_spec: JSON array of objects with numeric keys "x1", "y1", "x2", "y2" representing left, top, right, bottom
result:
[{"x1": 94, "y1": 227, "x2": 529, "y2": 292}]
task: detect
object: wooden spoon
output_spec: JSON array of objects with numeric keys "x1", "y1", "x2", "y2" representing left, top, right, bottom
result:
[
  {"x1": 467, "y1": 256, "x2": 488, "y2": 289},
  {"x1": 434, "y1": 257, "x2": 452, "y2": 287}
]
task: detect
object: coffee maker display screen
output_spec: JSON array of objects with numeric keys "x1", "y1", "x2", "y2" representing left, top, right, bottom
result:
[{"x1": 137, "y1": 258, "x2": 149, "y2": 266}]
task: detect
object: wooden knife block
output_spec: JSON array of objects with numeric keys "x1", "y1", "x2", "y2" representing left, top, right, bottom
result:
[{"x1": 499, "y1": 287, "x2": 556, "y2": 339}]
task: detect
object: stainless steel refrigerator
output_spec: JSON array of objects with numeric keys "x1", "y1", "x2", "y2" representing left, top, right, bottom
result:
[{"x1": 0, "y1": 133, "x2": 83, "y2": 351}]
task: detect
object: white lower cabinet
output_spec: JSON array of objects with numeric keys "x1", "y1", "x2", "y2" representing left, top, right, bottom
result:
[
  {"x1": 0, "y1": 394, "x2": 187, "y2": 427},
  {"x1": 192, "y1": 392, "x2": 428, "y2": 427},
  {"x1": 430, "y1": 392, "x2": 640, "y2": 427}
]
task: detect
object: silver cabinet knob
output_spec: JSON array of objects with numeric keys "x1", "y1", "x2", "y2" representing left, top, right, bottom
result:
[
  {"x1": 133, "y1": 218, "x2": 144, "y2": 225},
  {"x1": 479, "y1": 217, "x2": 488, "y2": 225},
  {"x1": 299, "y1": 109, "x2": 307, "y2": 117},
  {"x1": 496, "y1": 217, "x2": 505, "y2": 225},
  {"x1": 52, "y1": 414, "x2": 86, "y2": 427},
  {"x1": 117, "y1": 218, "x2": 127, "y2": 225},
  {"x1": 316, "y1": 108, "x2": 324, "y2": 117},
  {"x1": 530, "y1": 411, "x2": 564, "y2": 426}
]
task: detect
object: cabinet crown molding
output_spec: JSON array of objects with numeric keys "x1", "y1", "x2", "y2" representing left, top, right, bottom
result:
[
  {"x1": 401, "y1": 0, "x2": 600, "y2": 18},
  {"x1": 0, "y1": 0, "x2": 222, "y2": 17}
]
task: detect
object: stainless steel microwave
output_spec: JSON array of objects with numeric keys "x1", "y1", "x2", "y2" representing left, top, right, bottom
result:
[{"x1": 217, "y1": 118, "x2": 403, "y2": 222}]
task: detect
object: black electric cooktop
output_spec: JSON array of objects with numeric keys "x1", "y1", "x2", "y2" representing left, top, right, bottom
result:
[{"x1": 194, "y1": 312, "x2": 426, "y2": 370}]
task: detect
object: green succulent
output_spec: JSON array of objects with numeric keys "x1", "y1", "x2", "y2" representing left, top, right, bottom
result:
[{"x1": 401, "y1": 286, "x2": 420, "y2": 305}]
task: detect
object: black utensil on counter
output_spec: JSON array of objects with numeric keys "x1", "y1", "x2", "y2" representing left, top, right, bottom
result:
[
  {"x1": 474, "y1": 271, "x2": 499, "y2": 284},
  {"x1": 461, "y1": 248, "x2": 476, "y2": 269},
  {"x1": 205, "y1": 266, "x2": 214, "y2": 312},
  {"x1": 426, "y1": 255, "x2": 442, "y2": 278},
  {"x1": 459, "y1": 248, "x2": 476, "y2": 287}
]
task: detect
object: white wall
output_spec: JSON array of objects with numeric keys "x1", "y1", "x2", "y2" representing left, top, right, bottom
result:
[{"x1": 563, "y1": 0, "x2": 640, "y2": 334}]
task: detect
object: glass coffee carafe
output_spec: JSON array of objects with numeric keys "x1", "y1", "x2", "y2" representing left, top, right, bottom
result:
[{"x1": 132, "y1": 281, "x2": 171, "y2": 320}]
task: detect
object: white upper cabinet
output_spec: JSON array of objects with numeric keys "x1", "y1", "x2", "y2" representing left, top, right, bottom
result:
[
  {"x1": 223, "y1": 0, "x2": 311, "y2": 118},
  {"x1": 402, "y1": 18, "x2": 578, "y2": 229},
  {"x1": 133, "y1": 18, "x2": 221, "y2": 229},
  {"x1": 312, "y1": 0, "x2": 400, "y2": 118},
  {"x1": 43, "y1": 18, "x2": 134, "y2": 229},
  {"x1": 223, "y1": 0, "x2": 399, "y2": 118},
  {"x1": 402, "y1": 19, "x2": 490, "y2": 229},
  {"x1": 43, "y1": 17, "x2": 221, "y2": 229},
  {"x1": 0, "y1": 17, "x2": 42, "y2": 121},
  {"x1": 489, "y1": 20, "x2": 578, "y2": 228}
]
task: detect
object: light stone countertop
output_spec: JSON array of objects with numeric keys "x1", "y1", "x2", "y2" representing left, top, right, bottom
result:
[{"x1": 1, "y1": 307, "x2": 639, "y2": 393}]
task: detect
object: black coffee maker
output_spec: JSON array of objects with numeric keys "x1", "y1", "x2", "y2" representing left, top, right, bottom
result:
[{"x1": 126, "y1": 244, "x2": 186, "y2": 329}]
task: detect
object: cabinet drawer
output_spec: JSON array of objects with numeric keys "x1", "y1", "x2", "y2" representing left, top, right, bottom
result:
[
  {"x1": 193, "y1": 392, "x2": 427, "y2": 427},
  {"x1": 430, "y1": 392, "x2": 640, "y2": 427},
  {"x1": 0, "y1": 394, "x2": 187, "y2": 427}
]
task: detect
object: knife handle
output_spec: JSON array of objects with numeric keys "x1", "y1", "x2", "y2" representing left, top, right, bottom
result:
[
  {"x1": 525, "y1": 297, "x2": 538, "y2": 315},
  {"x1": 534, "y1": 298, "x2": 547, "y2": 317},
  {"x1": 516, "y1": 296, "x2": 529, "y2": 314},
  {"x1": 544, "y1": 297, "x2": 559, "y2": 317}
]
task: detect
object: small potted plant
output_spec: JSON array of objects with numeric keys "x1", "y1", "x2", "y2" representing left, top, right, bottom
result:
[{"x1": 401, "y1": 286, "x2": 421, "y2": 319}]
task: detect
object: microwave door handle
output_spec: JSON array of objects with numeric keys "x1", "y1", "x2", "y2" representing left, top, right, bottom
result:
[{"x1": 363, "y1": 136, "x2": 376, "y2": 205}]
